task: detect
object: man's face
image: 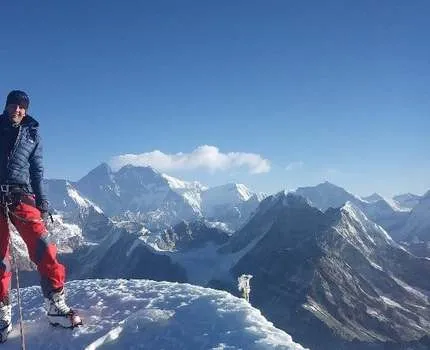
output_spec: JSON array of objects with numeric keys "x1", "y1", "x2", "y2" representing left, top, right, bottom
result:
[{"x1": 6, "y1": 104, "x2": 26, "y2": 124}]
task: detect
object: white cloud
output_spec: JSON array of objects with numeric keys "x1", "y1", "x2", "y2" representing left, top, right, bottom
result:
[
  {"x1": 285, "y1": 161, "x2": 304, "y2": 171},
  {"x1": 109, "y1": 145, "x2": 271, "y2": 174}
]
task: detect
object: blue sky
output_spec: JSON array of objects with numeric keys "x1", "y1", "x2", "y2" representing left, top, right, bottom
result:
[{"x1": 1, "y1": 1, "x2": 429, "y2": 198}]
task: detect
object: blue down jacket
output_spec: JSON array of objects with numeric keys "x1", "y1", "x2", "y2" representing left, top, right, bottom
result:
[{"x1": 0, "y1": 113, "x2": 47, "y2": 207}]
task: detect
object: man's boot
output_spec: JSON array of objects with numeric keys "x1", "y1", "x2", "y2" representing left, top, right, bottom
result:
[{"x1": 45, "y1": 288, "x2": 82, "y2": 328}]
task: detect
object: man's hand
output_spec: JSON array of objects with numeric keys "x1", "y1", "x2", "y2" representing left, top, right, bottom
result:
[
  {"x1": 41, "y1": 210, "x2": 53, "y2": 227},
  {"x1": 37, "y1": 200, "x2": 53, "y2": 227}
]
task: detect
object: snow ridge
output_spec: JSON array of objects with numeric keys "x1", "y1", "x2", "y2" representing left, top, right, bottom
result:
[{"x1": 4, "y1": 279, "x2": 307, "y2": 350}]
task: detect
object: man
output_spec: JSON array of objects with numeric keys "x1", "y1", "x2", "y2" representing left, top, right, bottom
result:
[{"x1": 0, "y1": 90, "x2": 81, "y2": 342}]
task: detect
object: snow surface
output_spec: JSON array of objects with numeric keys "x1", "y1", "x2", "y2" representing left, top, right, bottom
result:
[{"x1": 4, "y1": 279, "x2": 306, "y2": 350}]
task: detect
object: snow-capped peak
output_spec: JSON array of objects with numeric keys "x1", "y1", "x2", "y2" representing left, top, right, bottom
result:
[
  {"x1": 361, "y1": 193, "x2": 384, "y2": 203},
  {"x1": 399, "y1": 191, "x2": 430, "y2": 241},
  {"x1": 360, "y1": 193, "x2": 406, "y2": 212},
  {"x1": 202, "y1": 183, "x2": 253, "y2": 205},
  {"x1": 161, "y1": 173, "x2": 207, "y2": 191},
  {"x1": 67, "y1": 185, "x2": 103, "y2": 214},
  {"x1": 267, "y1": 190, "x2": 311, "y2": 208},
  {"x1": 392, "y1": 193, "x2": 422, "y2": 211},
  {"x1": 294, "y1": 181, "x2": 362, "y2": 211},
  {"x1": 339, "y1": 201, "x2": 395, "y2": 245},
  {"x1": 235, "y1": 183, "x2": 253, "y2": 201}
]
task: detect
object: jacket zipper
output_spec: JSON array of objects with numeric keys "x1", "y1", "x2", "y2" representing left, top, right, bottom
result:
[{"x1": 6, "y1": 125, "x2": 22, "y2": 173}]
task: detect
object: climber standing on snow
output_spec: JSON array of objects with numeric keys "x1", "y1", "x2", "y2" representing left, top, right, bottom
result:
[{"x1": 0, "y1": 90, "x2": 82, "y2": 342}]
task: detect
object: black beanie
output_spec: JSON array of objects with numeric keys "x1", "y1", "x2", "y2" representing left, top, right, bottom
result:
[{"x1": 5, "y1": 90, "x2": 30, "y2": 110}]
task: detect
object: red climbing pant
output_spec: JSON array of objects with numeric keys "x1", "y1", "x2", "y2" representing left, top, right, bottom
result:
[{"x1": 0, "y1": 194, "x2": 65, "y2": 300}]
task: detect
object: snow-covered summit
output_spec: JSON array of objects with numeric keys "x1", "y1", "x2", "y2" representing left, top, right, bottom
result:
[
  {"x1": 71, "y1": 163, "x2": 264, "y2": 230},
  {"x1": 160, "y1": 173, "x2": 206, "y2": 213},
  {"x1": 392, "y1": 192, "x2": 422, "y2": 211},
  {"x1": 399, "y1": 190, "x2": 430, "y2": 241},
  {"x1": 75, "y1": 164, "x2": 201, "y2": 226},
  {"x1": 222, "y1": 191, "x2": 317, "y2": 254},
  {"x1": 294, "y1": 181, "x2": 361, "y2": 210},
  {"x1": 294, "y1": 182, "x2": 409, "y2": 234},
  {"x1": 161, "y1": 173, "x2": 207, "y2": 192},
  {"x1": 361, "y1": 193, "x2": 385, "y2": 203},
  {"x1": 202, "y1": 183, "x2": 253, "y2": 207},
  {"x1": 337, "y1": 201, "x2": 396, "y2": 249},
  {"x1": 45, "y1": 179, "x2": 103, "y2": 214},
  {"x1": 4, "y1": 279, "x2": 306, "y2": 350},
  {"x1": 197, "y1": 183, "x2": 264, "y2": 231}
]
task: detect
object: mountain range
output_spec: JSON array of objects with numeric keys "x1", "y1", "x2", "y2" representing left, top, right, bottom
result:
[
  {"x1": 10, "y1": 163, "x2": 430, "y2": 349},
  {"x1": 224, "y1": 192, "x2": 430, "y2": 349}
]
